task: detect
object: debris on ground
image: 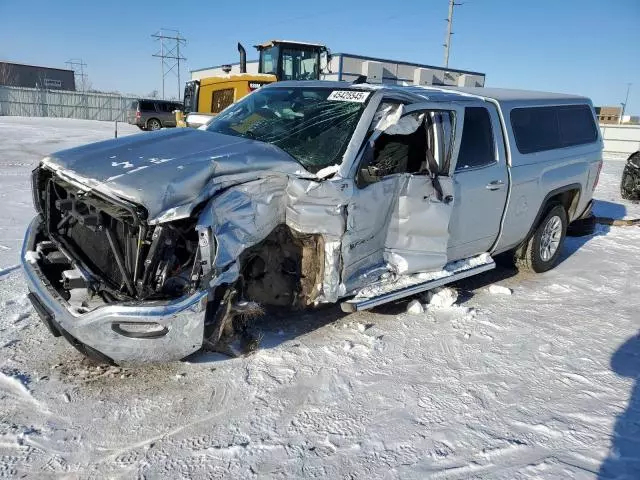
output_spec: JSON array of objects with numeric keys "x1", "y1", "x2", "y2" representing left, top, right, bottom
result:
[
  {"x1": 426, "y1": 287, "x2": 459, "y2": 308},
  {"x1": 406, "y1": 299, "x2": 424, "y2": 315},
  {"x1": 488, "y1": 285, "x2": 513, "y2": 295}
]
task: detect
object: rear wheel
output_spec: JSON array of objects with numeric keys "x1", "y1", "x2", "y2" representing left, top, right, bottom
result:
[
  {"x1": 147, "y1": 118, "x2": 162, "y2": 131},
  {"x1": 516, "y1": 204, "x2": 568, "y2": 273}
]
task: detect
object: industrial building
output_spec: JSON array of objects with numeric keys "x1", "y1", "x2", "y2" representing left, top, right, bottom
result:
[
  {"x1": 596, "y1": 106, "x2": 639, "y2": 125},
  {"x1": 191, "y1": 52, "x2": 485, "y2": 88},
  {"x1": 0, "y1": 62, "x2": 76, "y2": 90}
]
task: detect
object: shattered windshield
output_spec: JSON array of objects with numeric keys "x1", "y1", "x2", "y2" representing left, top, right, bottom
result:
[{"x1": 205, "y1": 87, "x2": 371, "y2": 172}]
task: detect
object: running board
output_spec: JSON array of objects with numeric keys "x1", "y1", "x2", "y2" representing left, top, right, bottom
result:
[{"x1": 340, "y1": 259, "x2": 495, "y2": 312}]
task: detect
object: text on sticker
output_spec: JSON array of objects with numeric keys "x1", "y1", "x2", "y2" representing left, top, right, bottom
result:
[{"x1": 327, "y1": 91, "x2": 370, "y2": 103}]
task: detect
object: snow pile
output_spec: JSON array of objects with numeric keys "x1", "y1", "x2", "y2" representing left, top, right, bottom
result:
[
  {"x1": 406, "y1": 287, "x2": 460, "y2": 314},
  {"x1": 488, "y1": 284, "x2": 512, "y2": 295},
  {"x1": 23, "y1": 251, "x2": 39, "y2": 264},
  {"x1": 406, "y1": 299, "x2": 424, "y2": 314},
  {"x1": 426, "y1": 287, "x2": 459, "y2": 308}
]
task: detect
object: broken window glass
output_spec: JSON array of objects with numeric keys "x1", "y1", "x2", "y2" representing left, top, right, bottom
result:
[{"x1": 206, "y1": 87, "x2": 369, "y2": 173}]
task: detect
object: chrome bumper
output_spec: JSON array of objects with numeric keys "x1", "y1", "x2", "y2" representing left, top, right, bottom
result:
[{"x1": 21, "y1": 217, "x2": 207, "y2": 364}]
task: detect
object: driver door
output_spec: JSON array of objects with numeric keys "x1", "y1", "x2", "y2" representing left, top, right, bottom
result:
[{"x1": 342, "y1": 102, "x2": 464, "y2": 290}]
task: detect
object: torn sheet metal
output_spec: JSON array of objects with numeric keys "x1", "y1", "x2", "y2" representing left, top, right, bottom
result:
[
  {"x1": 286, "y1": 178, "x2": 351, "y2": 302},
  {"x1": 197, "y1": 175, "x2": 288, "y2": 286}
]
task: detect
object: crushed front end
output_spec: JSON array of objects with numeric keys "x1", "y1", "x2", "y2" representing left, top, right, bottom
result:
[{"x1": 22, "y1": 166, "x2": 209, "y2": 363}]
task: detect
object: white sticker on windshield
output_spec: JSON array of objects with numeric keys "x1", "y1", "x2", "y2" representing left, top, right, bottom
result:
[{"x1": 327, "y1": 90, "x2": 370, "y2": 103}]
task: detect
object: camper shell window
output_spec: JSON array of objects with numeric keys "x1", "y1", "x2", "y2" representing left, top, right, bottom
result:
[{"x1": 510, "y1": 104, "x2": 598, "y2": 154}]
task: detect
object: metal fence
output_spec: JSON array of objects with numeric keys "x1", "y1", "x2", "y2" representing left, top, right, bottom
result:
[{"x1": 0, "y1": 85, "x2": 138, "y2": 121}]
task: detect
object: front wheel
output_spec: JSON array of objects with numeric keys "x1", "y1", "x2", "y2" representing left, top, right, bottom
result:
[{"x1": 516, "y1": 204, "x2": 568, "y2": 273}]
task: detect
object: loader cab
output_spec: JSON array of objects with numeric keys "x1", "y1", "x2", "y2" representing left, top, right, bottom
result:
[{"x1": 255, "y1": 40, "x2": 329, "y2": 81}]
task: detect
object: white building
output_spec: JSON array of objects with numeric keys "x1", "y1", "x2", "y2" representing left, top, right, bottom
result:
[{"x1": 191, "y1": 52, "x2": 485, "y2": 88}]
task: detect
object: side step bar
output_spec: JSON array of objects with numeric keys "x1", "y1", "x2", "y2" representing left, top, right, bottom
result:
[{"x1": 341, "y1": 260, "x2": 495, "y2": 312}]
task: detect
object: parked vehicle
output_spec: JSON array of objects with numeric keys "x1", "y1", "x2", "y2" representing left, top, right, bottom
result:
[
  {"x1": 128, "y1": 99, "x2": 183, "y2": 130},
  {"x1": 621, "y1": 151, "x2": 640, "y2": 201},
  {"x1": 23, "y1": 82, "x2": 603, "y2": 364}
]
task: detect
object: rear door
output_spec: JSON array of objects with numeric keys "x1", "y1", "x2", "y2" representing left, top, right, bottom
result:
[{"x1": 447, "y1": 104, "x2": 509, "y2": 260}]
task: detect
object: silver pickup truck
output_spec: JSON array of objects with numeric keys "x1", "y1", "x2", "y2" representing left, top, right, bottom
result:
[{"x1": 22, "y1": 82, "x2": 603, "y2": 364}]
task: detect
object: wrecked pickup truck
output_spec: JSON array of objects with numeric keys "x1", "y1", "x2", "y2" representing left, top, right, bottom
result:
[{"x1": 22, "y1": 82, "x2": 603, "y2": 364}]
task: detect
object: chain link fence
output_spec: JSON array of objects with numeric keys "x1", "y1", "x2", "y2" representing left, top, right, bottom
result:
[{"x1": 0, "y1": 85, "x2": 138, "y2": 121}]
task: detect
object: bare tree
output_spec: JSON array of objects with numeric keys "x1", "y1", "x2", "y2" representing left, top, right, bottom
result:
[
  {"x1": 148, "y1": 89, "x2": 159, "y2": 99},
  {"x1": 0, "y1": 63, "x2": 16, "y2": 86}
]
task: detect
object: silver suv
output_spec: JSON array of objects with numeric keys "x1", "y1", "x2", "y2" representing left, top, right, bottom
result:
[{"x1": 127, "y1": 99, "x2": 182, "y2": 131}]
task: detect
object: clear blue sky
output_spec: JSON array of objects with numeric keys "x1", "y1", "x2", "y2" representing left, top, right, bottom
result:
[{"x1": 1, "y1": 0, "x2": 639, "y2": 113}]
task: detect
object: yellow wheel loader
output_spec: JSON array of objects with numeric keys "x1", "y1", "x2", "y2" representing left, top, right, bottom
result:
[{"x1": 179, "y1": 41, "x2": 329, "y2": 127}]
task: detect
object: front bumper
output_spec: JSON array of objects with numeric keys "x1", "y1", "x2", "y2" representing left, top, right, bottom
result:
[{"x1": 21, "y1": 216, "x2": 207, "y2": 364}]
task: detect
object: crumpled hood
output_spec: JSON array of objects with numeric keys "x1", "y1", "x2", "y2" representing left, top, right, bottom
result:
[{"x1": 42, "y1": 128, "x2": 310, "y2": 222}]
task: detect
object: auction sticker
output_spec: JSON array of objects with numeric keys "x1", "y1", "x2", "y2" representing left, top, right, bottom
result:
[{"x1": 327, "y1": 90, "x2": 370, "y2": 103}]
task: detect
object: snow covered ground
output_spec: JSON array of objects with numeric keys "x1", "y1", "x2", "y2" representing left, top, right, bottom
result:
[{"x1": 0, "y1": 116, "x2": 639, "y2": 479}]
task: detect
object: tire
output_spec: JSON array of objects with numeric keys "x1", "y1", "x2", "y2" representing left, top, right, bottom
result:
[
  {"x1": 147, "y1": 118, "x2": 162, "y2": 131},
  {"x1": 516, "y1": 204, "x2": 568, "y2": 273},
  {"x1": 567, "y1": 213, "x2": 596, "y2": 237},
  {"x1": 620, "y1": 153, "x2": 640, "y2": 201}
]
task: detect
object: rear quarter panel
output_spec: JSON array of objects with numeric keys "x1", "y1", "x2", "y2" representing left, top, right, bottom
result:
[{"x1": 496, "y1": 124, "x2": 603, "y2": 253}]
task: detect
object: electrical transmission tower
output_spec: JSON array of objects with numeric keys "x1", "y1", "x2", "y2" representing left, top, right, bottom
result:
[
  {"x1": 443, "y1": 0, "x2": 462, "y2": 68},
  {"x1": 65, "y1": 58, "x2": 88, "y2": 91},
  {"x1": 152, "y1": 29, "x2": 187, "y2": 100}
]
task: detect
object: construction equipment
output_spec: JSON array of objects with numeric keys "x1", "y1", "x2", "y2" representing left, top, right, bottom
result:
[{"x1": 179, "y1": 40, "x2": 329, "y2": 127}]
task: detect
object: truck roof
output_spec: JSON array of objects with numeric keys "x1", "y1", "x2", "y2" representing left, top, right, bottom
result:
[
  {"x1": 254, "y1": 40, "x2": 326, "y2": 49},
  {"x1": 269, "y1": 81, "x2": 592, "y2": 106}
]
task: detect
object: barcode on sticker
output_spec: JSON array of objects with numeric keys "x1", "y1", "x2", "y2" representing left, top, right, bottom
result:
[{"x1": 327, "y1": 90, "x2": 370, "y2": 103}]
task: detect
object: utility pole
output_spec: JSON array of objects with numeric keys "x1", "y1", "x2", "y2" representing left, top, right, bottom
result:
[
  {"x1": 443, "y1": 0, "x2": 462, "y2": 68},
  {"x1": 65, "y1": 58, "x2": 88, "y2": 91},
  {"x1": 619, "y1": 82, "x2": 632, "y2": 125},
  {"x1": 152, "y1": 29, "x2": 187, "y2": 100}
]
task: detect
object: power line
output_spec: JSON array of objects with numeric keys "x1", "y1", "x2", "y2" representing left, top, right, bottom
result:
[
  {"x1": 152, "y1": 29, "x2": 187, "y2": 100},
  {"x1": 65, "y1": 58, "x2": 88, "y2": 92},
  {"x1": 443, "y1": 0, "x2": 463, "y2": 68}
]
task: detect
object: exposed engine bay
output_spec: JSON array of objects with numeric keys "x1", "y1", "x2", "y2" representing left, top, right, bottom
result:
[{"x1": 32, "y1": 167, "x2": 202, "y2": 307}]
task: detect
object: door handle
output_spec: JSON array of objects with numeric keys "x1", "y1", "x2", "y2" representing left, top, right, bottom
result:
[{"x1": 486, "y1": 180, "x2": 505, "y2": 191}]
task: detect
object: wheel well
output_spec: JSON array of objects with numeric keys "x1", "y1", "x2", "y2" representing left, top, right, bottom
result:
[
  {"x1": 516, "y1": 185, "x2": 581, "y2": 257},
  {"x1": 146, "y1": 117, "x2": 161, "y2": 127},
  {"x1": 238, "y1": 225, "x2": 325, "y2": 308},
  {"x1": 548, "y1": 188, "x2": 580, "y2": 218}
]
